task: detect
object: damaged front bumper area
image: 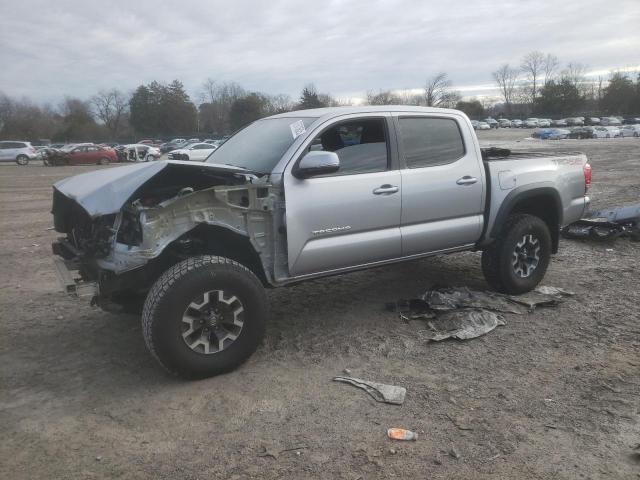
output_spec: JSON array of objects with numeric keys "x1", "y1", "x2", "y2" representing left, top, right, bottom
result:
[
  {"x1": 52, "y1": 247, "x2": 99, "y2": 297},
  {"x1": 50, "y1": 161, "x2": 282, "y2": 307}
]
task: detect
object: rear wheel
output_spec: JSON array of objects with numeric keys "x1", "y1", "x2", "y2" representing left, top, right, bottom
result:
[
  {"x1": 16, "y1": 155, "x2": 29, "y2": 166},
  {"x1": 482, "y1": 214, "x2": 552, "y2": 294},
  {"x1": 142, "y1": 256, "x2": 267, "y2": 379},
  {"x1": 98, "y1": 157, "x2": 111, "y2": 165}
]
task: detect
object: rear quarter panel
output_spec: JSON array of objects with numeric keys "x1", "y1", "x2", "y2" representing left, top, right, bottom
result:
[{"x1": 485, "y1": 152, "x2": 588, "y2": 236}]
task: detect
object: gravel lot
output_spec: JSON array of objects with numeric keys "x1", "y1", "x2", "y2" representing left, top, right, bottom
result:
[{"x1": 1, "y1": 129, "x2": 639, "y2": 479}]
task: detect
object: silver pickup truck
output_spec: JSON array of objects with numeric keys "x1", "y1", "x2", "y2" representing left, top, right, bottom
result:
[{"x1": 51, "y1": 106, "x2": 591, "y2": 378}]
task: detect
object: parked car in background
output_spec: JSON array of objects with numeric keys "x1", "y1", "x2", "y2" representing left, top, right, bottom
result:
[
  {"x1": 48, "y1": 143, "x2": 118, "y2": 165},
  {"x1": 470, "y1": 120, "x2": 480, "y2": 129},
  {"x1": 623, "y1": 117, "x2": 640, "y2": 125},
  {"x1": 187, "y1": 138, "x2": 200, "y2": 143},
  {"x1": 620, "y1": 125, "x2": 640, "y2": 137},
  {"x1": 483, "y1": 118, "x2": 499, "y2": 129},
  {"x1": 551, "y1": 119, "x2": 567, "y2": 127},
  {"x1": 498, "y1": 119, "x2": 512, "y2": 128},
  {"x1": 604, "y1": 126, "x2": 621, "y2": 137},
  {"x1": 137, "y1": 139, "x2": 163, "y2": 146},
  {"x1": 121, "y1": 144, "x2": 161, "y2": 162},
  {"x1": 511, "y1": 119, "x2": 523, "y2": 128},
  {"x1": 569, "y1": 127, "x2": 595, "y2": 139},
  {"x1": 537, "y1": 119, "x2": 551, "y2": 127},
  {"x1": 49, "y1": 143, "x2": 66, "y2": 149},
  {"x1": 585, "y1": 117, "x2": 600, "y2": 125},
  {"x1": 167, "y1": 142, "x2": 218, "y2": 161},
  {"x1": 160, "y1": 139, "x2": 188, "y2": 153},
  {"x1": 544, "y1": 128, "x2": 571, "y2": 140},
  {"x1": 600, "y1": 117, "x2": 622, "y2": 126},
  {"x1": 524, "y1": 118, "x2": 539, "y2": 128},
  {"x1": 592, "y1": 126, "x2": 612, "y2": 138},
  {"x1": 0, "y1": 141, "x2": 39, "y2": 165},
  {"x1": 532, "y1": 128, "x2": 547, "y2": 138},
  {"x1": 476, "y1": 121, "x2": 491, "y2": 130}
]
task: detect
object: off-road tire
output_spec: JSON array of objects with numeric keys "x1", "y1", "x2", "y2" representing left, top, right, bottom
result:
[
  {"x1": 142, "y1": 256, "x2": 267, "y2": 379},
  {"x1": 16, "y1": 155, "x2": 29, "y2": 166},
  {"x1": 481, "y1": 214, "x2": 552, "y2": 294}
]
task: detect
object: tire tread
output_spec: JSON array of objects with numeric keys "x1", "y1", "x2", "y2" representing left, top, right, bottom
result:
[{"x1": 141, "y1": 255, "x2": 264, "y2": 377}]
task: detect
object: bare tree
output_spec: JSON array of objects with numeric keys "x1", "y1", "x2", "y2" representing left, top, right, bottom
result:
[
  {"x1": 200, "y1": 77, "x2": 217, "y2": 104},
  {"x1": 424, "y1": 73, "x2": 461, "y2": 108},
  {"x1": 521, "y1": 51, "x2": 546, "y2": 104},
  {"x1": 492, "y1": 64, "x2": 520, "y2": 113},
  {"x1": 562, "y1": 62, "x2": 588, "y2": 88},
  {"x1": 266, "y1": 93, "x2": 294, "y2": 113},
  {"x1": 90, "y1": 89, "x2": 128, "y2": 139},
  {"x1": 366, "y1": 90, "x2": 401, "y2": 105},
  {"x1": 596, "y1": 75, "x2": 605, "y2": 103},
  {"x1": 543, "y1": 54, "x2": 559, "y2": 85}
]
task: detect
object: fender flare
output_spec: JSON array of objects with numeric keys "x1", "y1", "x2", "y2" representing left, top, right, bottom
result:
[{"x1": 489, "y1": 183, "x2": 563, "y2": 252}]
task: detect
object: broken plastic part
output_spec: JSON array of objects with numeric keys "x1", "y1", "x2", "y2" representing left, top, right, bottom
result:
[{"x1": 333, "y1": 376, "x2": 406, "y2": 405}]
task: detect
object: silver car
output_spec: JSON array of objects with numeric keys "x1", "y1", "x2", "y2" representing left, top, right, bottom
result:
[
  {"x1": 0, "y1": 141, "x2": 39, "y2": 165},
  {"x1": 620, "y1": 125, "x2": 640, "y2": 137}
]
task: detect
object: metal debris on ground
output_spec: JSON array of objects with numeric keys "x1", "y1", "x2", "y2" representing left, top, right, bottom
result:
[
  {"x1": 562, "y1": 203, "x2": 640, "y2": 241},
  {"x1": 508, "y1": 286, "x2": 574, "y2": 311},
  {"x1": 390, "y1": 285, "x2": 574, "y2": 341},
  {"x1": 422, "y1": 286, "x2": 524, "y2": 314},
  {"x1": 425, "y1": 310, "x2": 505, "y2": 341},
  {"x1": 333, "y1": 376, "x2": 406, "y2": 405}
]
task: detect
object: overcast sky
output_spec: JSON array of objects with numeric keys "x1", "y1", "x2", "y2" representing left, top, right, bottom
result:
[{"x1": 1, "y1": 0, "x2": 639, "y2": 104}]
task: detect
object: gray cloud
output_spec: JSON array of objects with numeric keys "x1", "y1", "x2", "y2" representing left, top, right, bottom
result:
[{"x1": 1, "y1": 0, "x2": 639, "y2": 103}]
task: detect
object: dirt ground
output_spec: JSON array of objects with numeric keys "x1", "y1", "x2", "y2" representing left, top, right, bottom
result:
[{"x1": 1, "y1": 129, "x2": 639, "y2": 479}]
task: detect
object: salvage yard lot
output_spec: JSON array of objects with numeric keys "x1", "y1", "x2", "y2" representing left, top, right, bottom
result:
[{"x1": 1, "y1": 129, "x2": 639, "y2": 479}]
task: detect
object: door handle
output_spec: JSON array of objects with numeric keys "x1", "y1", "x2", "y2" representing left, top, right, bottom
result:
[
  {"x1": 456, "y1": 176, "x2": 478, "y2": 186},
  {"x1": 373, "y1": 184, "x2": 399, "y2": 195}
]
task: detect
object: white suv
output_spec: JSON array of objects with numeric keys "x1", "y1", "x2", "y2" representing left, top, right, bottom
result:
[{"x1": 0, "y1": 141, "x2": 39, "y2": 165}]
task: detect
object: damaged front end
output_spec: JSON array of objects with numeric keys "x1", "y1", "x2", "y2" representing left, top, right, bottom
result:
[{"x1": 51, "y1": 161, "x2": 281, "y2": 311}]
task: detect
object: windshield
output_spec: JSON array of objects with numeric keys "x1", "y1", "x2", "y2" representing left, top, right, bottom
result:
[
  {"x1": 60, "y1": 144, "x2": 78, "y2": 152},
  {"x1": 205, "y1": 117, "x2": 317, "y2": 173}
]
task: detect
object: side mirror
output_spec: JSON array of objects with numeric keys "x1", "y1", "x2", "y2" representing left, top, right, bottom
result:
[{"x1": 293, "y1": 150, "x2": 340, "y2": 179}]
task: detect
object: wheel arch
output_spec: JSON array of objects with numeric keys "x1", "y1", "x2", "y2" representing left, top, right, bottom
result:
[
  {"x1": 177, "y1": 224, "x2": 269, "y2": 286},
  {"x1": 490, "y1": 185, "x2": 562, "y2": 253}
]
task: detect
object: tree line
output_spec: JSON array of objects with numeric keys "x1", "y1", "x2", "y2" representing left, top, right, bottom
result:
[
  {"x1": 492, "y1": 51, "x2": 640, "y2": 117},
  {"x1": 1, "y1": 59, "x2": 638, "y2": 143}
]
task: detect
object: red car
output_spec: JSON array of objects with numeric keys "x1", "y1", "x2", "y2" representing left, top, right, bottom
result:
[{"x1": 49, "y1": 144, "x2": 118, "y2": 166}]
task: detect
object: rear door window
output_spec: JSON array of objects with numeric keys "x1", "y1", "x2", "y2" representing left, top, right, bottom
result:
[{"x1": 398, "y1": 117, "x2": 465, "y2": 168}]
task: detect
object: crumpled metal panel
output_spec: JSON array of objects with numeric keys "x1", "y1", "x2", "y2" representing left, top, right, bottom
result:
[{"x1": 53, "y1": 160, "x2": 249, "y2": 218}]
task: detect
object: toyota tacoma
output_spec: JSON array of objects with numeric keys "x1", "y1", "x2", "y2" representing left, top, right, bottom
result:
[{"x1": 51, "y1": 106, "x2": 591, "y2": 378}]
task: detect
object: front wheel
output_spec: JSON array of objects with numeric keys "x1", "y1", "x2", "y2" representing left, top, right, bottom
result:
[
  {"x1": 16, "y1": 155, "x2": 29, "y2": 166},
  {"x1": 142, "y1": 256, "x2": 268, "y2": 379},
  {"x1": 481, "y1": 214, "x2": 552, "y2": 294},
  {"x1": 98, "y1": 157, "x2": 111, "y2": 165}
]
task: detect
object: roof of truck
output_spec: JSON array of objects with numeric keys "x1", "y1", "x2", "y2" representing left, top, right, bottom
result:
[{"x1": 268, "y1": 105, "x2": 464, "y2": 119}]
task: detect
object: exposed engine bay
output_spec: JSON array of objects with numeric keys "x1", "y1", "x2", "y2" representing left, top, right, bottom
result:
[{"x1": 52, "y1": 161, "x2": 288, "y2": 309}]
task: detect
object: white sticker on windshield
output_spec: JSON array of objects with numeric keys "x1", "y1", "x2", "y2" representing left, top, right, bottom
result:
[{"x1": 290, "y1": 120, "x2": 306, "y2": 139}]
